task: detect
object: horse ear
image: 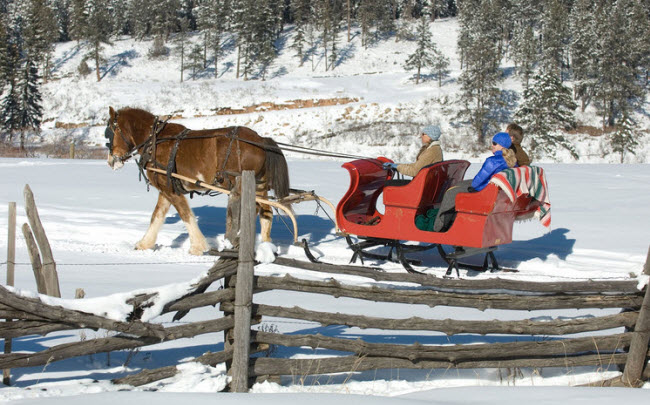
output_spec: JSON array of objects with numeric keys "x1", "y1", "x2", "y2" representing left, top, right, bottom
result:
[{"x1": 109, "y1": 106, "x2": 116, "y2": 120}]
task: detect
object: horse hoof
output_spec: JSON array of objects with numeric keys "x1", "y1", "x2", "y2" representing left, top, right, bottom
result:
[
  {"x1": 189, "y1": 246, "x2": 207, "y2": 256},
  {"x1": 135, "y1": 241, "x2": 153, "y2": 250}
]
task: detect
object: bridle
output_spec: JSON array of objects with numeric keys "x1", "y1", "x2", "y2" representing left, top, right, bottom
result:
[{"x1": 105, "y1": 113, "x2": 143, "y2": 164}]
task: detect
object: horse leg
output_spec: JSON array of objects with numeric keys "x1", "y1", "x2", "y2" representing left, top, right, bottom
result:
[
  {"x1": 167, "y1": 192, "x2": 209, "y2": 255},
  {"x1": 258, "y1": 202, "x2": 273, "y2": 242},
  {"x1": 256, "y1": 180, "x2": 273, "y2": 242},
  {"x1": 136, "y1": 193, "x2": 171, "y2": 251}
]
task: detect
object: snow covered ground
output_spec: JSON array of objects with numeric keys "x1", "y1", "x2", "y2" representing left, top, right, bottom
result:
[
  {"x1": 2, "y1": 14, "x2": 649, "y2": 405},
  {"x1": 0, "y1": 157, "x2": 648, "y2": 403}
]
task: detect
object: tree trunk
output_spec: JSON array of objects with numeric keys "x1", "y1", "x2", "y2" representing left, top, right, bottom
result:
[
  {"x1": 95, "y1": 44, "x2": 101, "y2": 82},
  {"x1": 180, "y1": 42, "x2": 184, "y2": 83},
  {"x1": 236, "y1": 45, "x2": 241, "y2": 79},
  {"x1": 347, "y1": 0, "x2": 351, "y2": 42}
]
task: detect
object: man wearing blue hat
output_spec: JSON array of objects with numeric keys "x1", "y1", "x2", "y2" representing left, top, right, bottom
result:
[
  {"x1": 432, "y1": 132, "x2": 517, "y2": 232},
  {"x1": 382, "y1": 124, "x2": 443, "y2": 177}
]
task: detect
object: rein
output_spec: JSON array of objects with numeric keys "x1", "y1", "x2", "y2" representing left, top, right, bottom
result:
[{"x1": 108, "y1": 115, "x2": 381, "y2": 196}]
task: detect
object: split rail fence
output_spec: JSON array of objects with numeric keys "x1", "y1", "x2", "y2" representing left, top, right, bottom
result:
[{"x1": 1, "y1": 172, "x2": 649, "y2": 391}]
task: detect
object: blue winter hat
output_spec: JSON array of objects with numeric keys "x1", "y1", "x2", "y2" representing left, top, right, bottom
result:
[
  {"x1": 421, "y1": 125, "x2": 441, "y2": 141},
  {"x1": 492, "y1": 132, "x2": 512, "y2": 148}
]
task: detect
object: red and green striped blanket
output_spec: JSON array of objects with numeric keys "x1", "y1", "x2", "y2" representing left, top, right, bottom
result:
[{"x1": 489, "y1": 166, "x2": 551, "y2": 227}]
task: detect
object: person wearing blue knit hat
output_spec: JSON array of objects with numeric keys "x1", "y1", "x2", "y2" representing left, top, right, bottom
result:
[
  {"x1": 382, "y1": 124, "x2": 444, "y2": 177},
  {"x1": 432, "y1": 132, "x2": 517, "y2": 232}
]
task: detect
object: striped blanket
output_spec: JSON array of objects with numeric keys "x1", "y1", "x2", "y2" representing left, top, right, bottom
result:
[{"x1": 489, "y1": 166, "x2": 551, "y2": 227}]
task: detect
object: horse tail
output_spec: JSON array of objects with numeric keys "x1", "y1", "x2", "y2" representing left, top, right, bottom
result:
[{"x1": 263, "y1": 137, "x2": 290, "y2": 199}]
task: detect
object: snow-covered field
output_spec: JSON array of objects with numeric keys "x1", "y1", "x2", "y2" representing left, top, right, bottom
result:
[
  {"x1": 0, "y1": 157, "x2": 648, "y2": 403},
  {"x1": 2, "y1": 13, "x2": 649, "y2": 405}
]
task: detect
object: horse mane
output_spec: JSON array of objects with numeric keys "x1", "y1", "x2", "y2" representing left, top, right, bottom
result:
[
  {"x1": 117, "y1": 107, "x2": 156, "y2": 121},
  {"x1": 117, "y1": 107, "x2": 168, "y2": 139}
]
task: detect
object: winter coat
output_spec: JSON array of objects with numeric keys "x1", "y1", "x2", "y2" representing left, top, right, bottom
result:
[
  {"x1": 510, "y1": 142, "x2": 531, "y2": 166},
  {"x1": 396, "y1": 141, "x2": 443, "y2": 177},
  {"x1": 471, "y1": 148, "x2": 517, "y2": 191}
]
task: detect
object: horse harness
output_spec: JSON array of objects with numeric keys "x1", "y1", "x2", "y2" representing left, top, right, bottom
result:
[
  {"x1": 107, "y1": 114, "x2": 249, "y2": 197},
  {"x1": 105, "y1": 113, "x2": 377, "y2": 198}
]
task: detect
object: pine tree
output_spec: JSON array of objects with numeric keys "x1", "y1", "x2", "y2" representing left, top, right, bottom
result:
[
  {"x1": 514, "y1": 71, "x2": 577, "y2": 158},
  {"x1": 231, "y1": 0, "x2": 253, "y2": 79},
  {"x1": 0, "y1": 80, "x2": 20, "y2": 144},
  {"x1": 569, "y1": 0, "x2": 597, "y2": 111},
  {"x1": 0, "y1": 18, "x2": 10, "y2": 87},
  {"x1": 210, "y1": 0, "x2": 230, "y2": 77},
  {"x1": 110, "y1": 0, "x2": 131, "y2": 36},
  {"x1": 69, "y1": 0, "x2": 88, "y2": 43},
  {"x1": 23, "y1": 0, "x2": 58, "y2": 82},
  {"x1": 151, "y1": 0, "x2": 182, "y2": 40},
  {"x1": 16, "y1": 59, "x2": 43, "y2": 150},
  {"x1": 127, "y1": 0, "x2": 152, "y2": 39},
  {"x1": 609, "y1": 111, "x2": 639, "y2": 163},
  {"x1": 85, "y1": 0, "x2": 112, "y2": 81},
  {"x1": 327, "y1": 0, "x2": 342, "y2": 71},
  {"x1": 509, "y1": 0, "x2": 542, "y2": 81},
  {"x1": 457, "y1": 0, "x2": 503, "y2": 142},
  {"x1": 627, "y1": 0, "x2": 650, "y2": 87},
  {"x1": 196, "y1": 0, "x2": 231, "y2": 76},
  {"x1": 253, "y1": 0, "x2": 278, "y2": 79},
  {"x1": 52, "y1": 0, "x2": 71, "y2": 41},
  {"x1": 187, "y1": 43, "x2": 203, "y2": 79},
  {"x1": 1, "y1": 59, "x2": 42, "y2": 151},
  {"x1": 357, "y1": 0, "x2": 373, "y2": 49},
  {"x1": 432, "y1": 48, "x2": 449, "y2": 87},
  {"x1": 290, "y1": 0, "x2": 311, "y2": 66},
  {"x1": 1, "y1": 10, "x2": 24, "y2": 93},
  {"x1": 593, "y1": 0, "x2": 644, "y2": 127},
  {"x1": 511, "y1": 23, "x2": 537, "y2": 89},
  {"x1": 404, "y1": 5, "x2": 441, "y2": 84},
  {"x1": 540, "y1": 0, "x2": 569, "y2": 78},
  {"x1": 175, "y1": 16, "x2": 190, "y2": 82}
]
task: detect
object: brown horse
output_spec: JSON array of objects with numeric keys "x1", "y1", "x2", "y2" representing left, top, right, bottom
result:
[{"x1": 105, "y1": 106, "x2": 290, "y2": 255}]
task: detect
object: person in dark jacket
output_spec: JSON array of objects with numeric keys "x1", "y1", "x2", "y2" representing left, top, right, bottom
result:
[
  {"x1": 432, "y1": 132, "x2": 517, "y2": 232},
  {"x1": 506, "y1": 123, "x2": 531, "y2": 166}
]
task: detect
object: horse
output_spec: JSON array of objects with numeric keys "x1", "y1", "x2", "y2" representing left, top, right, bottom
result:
[{"x1": 105, "y1": 106, "x2": 290, "y2": 255}]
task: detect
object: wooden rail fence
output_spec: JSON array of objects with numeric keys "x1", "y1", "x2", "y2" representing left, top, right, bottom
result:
[{"x1": 1, "y1": 172, "x2": 649, "y2": 391}]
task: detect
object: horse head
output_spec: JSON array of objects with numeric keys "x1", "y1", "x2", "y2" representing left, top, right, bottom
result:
[{"x1": 106, "y1": 107, "x2": 154, "y2": 170}]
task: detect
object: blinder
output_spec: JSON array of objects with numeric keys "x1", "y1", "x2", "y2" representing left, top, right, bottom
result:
[{"x1": 104, "y1": 122, "x2": 115, "y2": 152}]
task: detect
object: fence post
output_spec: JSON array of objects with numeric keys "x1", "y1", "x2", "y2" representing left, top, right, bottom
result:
[
  {"x1": 23, "y1": 185, "x2": 60, "y2": 298},
  {"x1": 69, "y1": 142, "x2": 75, "y2": 159},
  {"x1": 621, "y1": 249, "x2": 650, "y2": 386},
  {"x1": 3, "y1": 202, "x2": 16, "y2": 385},
  {"x1": 230, "y1": 171, "x2": 256, "y2": 392},
  {"x1": 22, "y1": 224, "x2": 46, "y2": 294},
  {"x1": 225, "y1": 178, "x2": 242, "y2": 248}
]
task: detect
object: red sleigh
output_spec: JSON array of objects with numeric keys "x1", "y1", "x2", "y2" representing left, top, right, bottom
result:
[{"x1": 335, "y1": 158, "x2": 545, "y2": 276}]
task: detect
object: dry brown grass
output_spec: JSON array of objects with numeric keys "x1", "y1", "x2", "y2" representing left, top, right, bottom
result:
[
  {"x1": 565, "y1": 125, "x2": 616, "y2": 137},
  {"x1": 0, "y1": 142, "x2": 106, "y2": 159}
]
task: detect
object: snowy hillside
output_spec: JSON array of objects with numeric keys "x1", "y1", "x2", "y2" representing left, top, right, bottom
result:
[{"x1": 38, "y1": 18, "x2": 650, "y2": 164}]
